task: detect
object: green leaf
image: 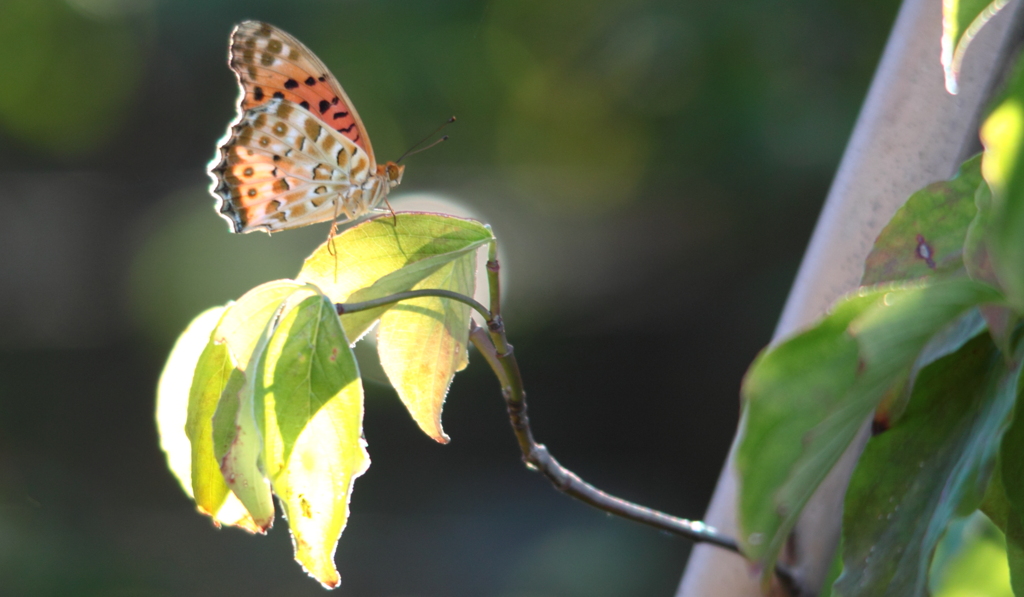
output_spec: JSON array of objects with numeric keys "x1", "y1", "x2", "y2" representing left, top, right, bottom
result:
[
  {"x1": 257, "y1": 294, "x2": 369, "y2": 589},
  {"x1": 982, "y1": 466, "x2": 1024, "y2": 595},
  {"x1": 157, "y1": 306, "x2": 263, "y2": 532},
  {"x1": 930, "y1": 513, "x2": 1013, "y2": 597},
  {"x1": 862, "y1": 155, "x2": 982, "y2": 285},
  {"x1": 341, "y1": 241, "x2": 484, "y2": 344},
  {"x1": 377, "y1": 250, "x2": 476, "y2": 442},
  {"x1": 211, "y1": 316, "x2": 277, "y2": 532},
  {"x1": 156, "y1": 307, "x2": 224, "y2": 497},
  {"x1": 966, "y1": 180, "x2": 1000, "y2": 286},
  {"x1": 981, "y1": 60, "x2": 1024, "y2": 311},
  {"x1": 942, "y1": 0, "x2": 1011, "y2": 94},
  {"x1": 874, "y1": 308, "x2": 987, "y2": 431},
  {"x1": 739, "y1": 278, "x2": 1002, "y2": 577},
  {"x1": 738, "y1": 287, "x2": 888, "y2": 570},
  {"x1": 834, "y1": 334, "x2": 1022, "y2": 596},
  {"x1": 297, "y1": 213, "x2": 493, "y2": 340},
  {"x1": 998, "y1": 374, "x2": 1024, "y2": 592},
  {"x1": 199, "y1": 281, "x2": 314, "y2": 529}
]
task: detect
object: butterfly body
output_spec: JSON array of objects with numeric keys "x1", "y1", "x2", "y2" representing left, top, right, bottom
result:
[{"x1": 210, "y1": 21, "x2": 402, "y2": 233}]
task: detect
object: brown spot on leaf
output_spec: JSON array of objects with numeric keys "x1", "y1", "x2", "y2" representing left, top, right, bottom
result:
[{"x1": 915, "y1": 234, "x2": 936, "y2": 268}]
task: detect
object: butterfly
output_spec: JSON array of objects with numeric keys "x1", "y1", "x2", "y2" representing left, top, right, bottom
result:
[{"x1": 210, "y1": 21, "x2": 404, "y2": 233}]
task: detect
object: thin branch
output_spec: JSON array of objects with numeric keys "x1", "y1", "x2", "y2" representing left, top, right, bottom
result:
[
  {"x1": 336, "y1": 288, "x2": 491, "y2": 321},
  {"x1": 467, "y1": 323, "x2": 737, "y2": 550},
  {"x1": 331, "y1": 246, "x2": 801, "y2": 591},
  {"x1": 474, "y1": 249, "x2": 803, "y2": 593}
]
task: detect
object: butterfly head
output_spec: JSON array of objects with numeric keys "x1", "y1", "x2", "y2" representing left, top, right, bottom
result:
[{"x1": 382, "y1": 161, "x2": 405, "y2": 188}]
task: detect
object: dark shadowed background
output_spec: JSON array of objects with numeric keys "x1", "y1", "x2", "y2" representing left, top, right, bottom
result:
[{"x1": 0, "y1": 0, "x2": 900, "y2": 595}]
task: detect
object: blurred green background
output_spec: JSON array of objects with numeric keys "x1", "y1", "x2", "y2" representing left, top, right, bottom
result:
[{"x1": 0, "y1": 0, "x2": 901, "y2": 595}]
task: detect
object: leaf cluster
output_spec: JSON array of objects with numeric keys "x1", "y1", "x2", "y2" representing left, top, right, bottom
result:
[
  {"x1": 156, "y1": 213, "x2": 493, "y2": 588},
  {"x1": 736, "y1": 3, "x2": 1024, "y2": 594}
]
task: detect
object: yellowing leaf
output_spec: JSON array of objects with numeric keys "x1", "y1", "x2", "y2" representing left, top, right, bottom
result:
[
  {"x1": 981, "y1": 69, "x2": 1024, "y2": 311},
  {"x1": 377, "y1": 251, "x2": 476, "y2": 443},
  {"x1": 258, "y1": 294, "x2": 369, "y2": 588},
  {"x1": 297, "y1": 213, "x2": 493, "y2": 341},
  {"x1": 157, "y1": 306, "x2": 261, "y2": 531},
  {"x1": 204, "y1": 280, "x2": 319, "y2": 531},
  {"x1": 157, "y1": 307, "x2": 224, "y2": 497}
]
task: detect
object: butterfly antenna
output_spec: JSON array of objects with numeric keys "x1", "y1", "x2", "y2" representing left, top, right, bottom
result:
[{"x1": 397, "y1": 116, "x2": 456, "y2": 163}]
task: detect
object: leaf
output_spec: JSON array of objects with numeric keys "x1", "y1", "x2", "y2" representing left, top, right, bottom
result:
[
  {"x1": 738, "y1": 287, "x2": 888, "y2": 569},
  {"x1": 211, "y1": 318, "x2": 277, "y2": 531},
  {"x1": 156, "y1": 308, "x2": 222, "y2": 494},
  {"x1": 862, "y1": 155, "x2": 982, "y2": 285},
  {"x1": 942, "y1": 0, "x2": 1012, "y2": 94},
  {"x1": 297, "y1": 213, "x2": 493, "y2": 340},
  {"x1": 874, "y1": 308, "x2": 987, "y2": 431},
  {"x1": 738, "y1": 278, "x2": 1002, "y2": 578},
  {"x1": 205, "y1": 280, "x2": 317, "y2": 532},
  {"x1": 257, "y1": 294, "x2": 369, "y2": 588},
  {"x1": 965, "y1": 180, "x2": 1000, "y2": 286},
  {"x1": 930, "y1": 513, "x2": 1013, "y2": 597},
  {"x1": 156, "y1": 306, "x2": 261, "y2": 532},
  {"x1": 833, "y1": 334, "x2": 1022, "y2": 596},
  {"x1": 185, "y1": 336, "x2": 263, "y2": 532},
  {"x1": 981, "y1": 60, "x2": 1024, "y2": 311},
  {"x1": 341, "y1": 242, "x2": 484, "y2": 343},
  {"x1": 377, "y1": 250, "x2": 476, "y2": 442},
  {"x1": 980, "y1": 457, "x2": 1024, "y2": 596},
  {"x1": 997, "y1": 375, "x2": 1024, "y2": 592}
]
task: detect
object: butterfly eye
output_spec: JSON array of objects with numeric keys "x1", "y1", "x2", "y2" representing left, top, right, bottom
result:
[{"x1": 387, "y1": 163, "x2": 404, "y2": 183}]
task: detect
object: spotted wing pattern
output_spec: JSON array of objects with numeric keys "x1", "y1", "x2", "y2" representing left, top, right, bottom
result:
[
  {"x1": 228, "y1": 21, "x2": 375, "y2": 160},
  {"x1": 210, "y1": 98, "x2": 374, "y2": 233}
]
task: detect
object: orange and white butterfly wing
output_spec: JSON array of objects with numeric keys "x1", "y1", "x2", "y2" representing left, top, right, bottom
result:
[
  {"x1": 228, "y1": 21, "x2": 375, "y2": 162},
  {"x1": 210, "y1": 98, "x2": 375, "y2": 233}
]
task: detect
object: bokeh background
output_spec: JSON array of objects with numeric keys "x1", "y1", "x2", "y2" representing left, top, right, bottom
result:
[{"x1": 0, "y1": 0, "x2": 901, "y2": 595}]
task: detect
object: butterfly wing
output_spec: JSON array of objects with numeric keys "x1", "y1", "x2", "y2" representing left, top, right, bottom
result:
[
  {"x1": 210, "y1": 98, "x2": 375, "y2": 233},
  {"x1": 228, "y1": 20, "x2": 375, "y2": 163}
]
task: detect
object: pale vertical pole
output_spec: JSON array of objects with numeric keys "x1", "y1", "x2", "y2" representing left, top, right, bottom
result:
[{"x1": 678, "y1": 0, "x2": 1024, "y2": 594}]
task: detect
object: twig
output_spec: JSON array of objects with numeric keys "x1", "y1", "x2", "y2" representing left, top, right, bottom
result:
[
  {"x1": 336, "y1": 288, "x2": 491, "y2": 321},
  {"x1": 333, "y1": 246, "x2": 802, "y2": 592}
]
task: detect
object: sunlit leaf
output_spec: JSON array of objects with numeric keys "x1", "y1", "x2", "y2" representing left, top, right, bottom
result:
[
  {"x1": 834, "y1": 335, "x2": 1021, "y2": 596},
  {"x1": 942, "y1": 0, "x2": 1011, "y2": 94},
  {"x1": 185, "y1": 336, "x2": 262, "y2": 533},
  {"x1": 377, "y1": 250, "x2": 476, "y2": 443},
  {"x1": 341, "y1": 241, "x2": 485, "y2": 343},
  {"x1": 156, "y1": 307, "x2": 224, "y2": 498},
  {"x1": 258, "y1": 294, "x2": 369, "y2": 588},
  {"x1": 862, "y1": 155, "x2": 981, "y2": 285},
  {"x1": 930, "y1": 513, "x2": 1012, "y2": 597},
  {"x1": 211, "y1": 317, "x2": 277, "y2": 531},
  {"x1": 979, "y1": 464, "x2": 1024, "y2": 594},
  {"x1": 200, "y1": 281, "x2": 314, "y2": 530},
  {"x1": 739, "y1": 278, "x2": 1002, "y2": 578},
  {"x1": 981, "y1": 62, "x2": 1024, "y2": 311},
  {"x1": 157, "y1": 306, "x2": 261, "y2": 531},
  {"x1": 297, "y1": 213, "x2": 492, "y2": 342}
]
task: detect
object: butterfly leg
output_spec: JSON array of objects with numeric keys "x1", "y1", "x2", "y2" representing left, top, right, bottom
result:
[{"x1": 383, "y1": 195, "x2": 397, "y2": 227}]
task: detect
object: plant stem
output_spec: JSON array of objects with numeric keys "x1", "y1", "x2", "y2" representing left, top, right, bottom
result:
[
  {"x1": 334, "y1": 247, "x2": 800, "y2": 592},
  {"x1": 336, "y1": 289, "x2": 491, "y2": 321},
  {"x1": 473, "y1": 251, "x2": 742, "y2": 552},
  {"x1": 467, "y1": 324, "x2": 737, "y2": 550}
]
